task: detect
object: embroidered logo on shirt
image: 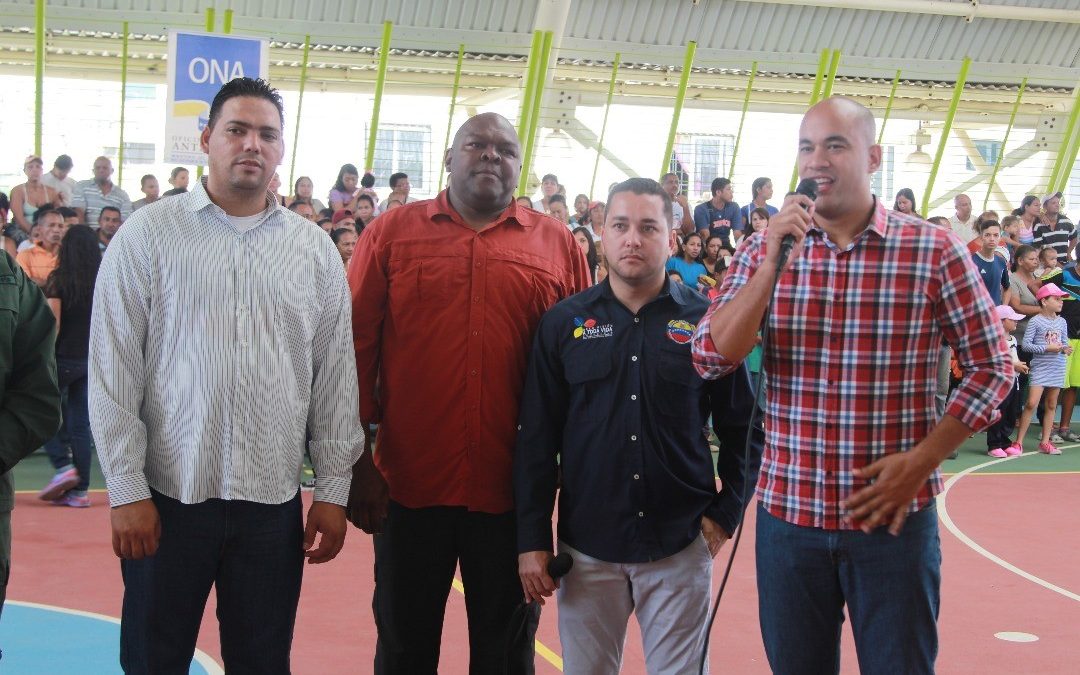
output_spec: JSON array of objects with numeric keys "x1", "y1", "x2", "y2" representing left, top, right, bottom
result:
[
  {"x1": 573, "y1": 317, "x2": 614, "y2": 340},
  {"x1": 667, "y1": 320, "x2": 696, "y2": 345}
]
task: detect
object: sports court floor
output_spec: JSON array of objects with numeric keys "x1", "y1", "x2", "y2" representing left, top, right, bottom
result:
[{"x1": 2, "y1": 428, "x2": 1078, "y2": 673}]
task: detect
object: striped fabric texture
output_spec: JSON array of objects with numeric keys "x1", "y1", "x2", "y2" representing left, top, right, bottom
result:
[
  {"x1": 89, "y1": 178, "x2": 363, "y2": 508},
  {"x1": 692, "y1": 200, "x2": 1013, "y2": 530}
]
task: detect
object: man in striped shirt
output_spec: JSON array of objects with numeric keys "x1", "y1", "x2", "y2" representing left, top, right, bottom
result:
[
  {"x1": 691, "y1": 97, "x2": 1012, "y2": 673},
  {"x1": 71, "y1": 156, "x2": 132, "y2": 224},
  {"x1": 90, "y1": 78, "x2": 363, "y2": 674}
]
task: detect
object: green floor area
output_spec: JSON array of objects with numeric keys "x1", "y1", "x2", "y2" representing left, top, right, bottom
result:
[{"x1": 11, "y1": 422, "x2": 1079, "y2": 497}]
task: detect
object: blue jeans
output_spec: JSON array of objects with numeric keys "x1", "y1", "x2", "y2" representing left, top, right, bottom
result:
[
  {"x1": 120, "y1": 489, "x2": 304, "y2": 675},
  {"x1": 43, "y1": 357, "x2": 92, "y2": 492},
  {"x1": 755, "y1": 502, "x2": 941, "y2": 675}
]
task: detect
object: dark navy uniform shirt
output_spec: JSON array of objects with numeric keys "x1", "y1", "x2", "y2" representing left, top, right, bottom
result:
[{"x1": 514, "y1": 278, "x2": 762, "y2": 564}]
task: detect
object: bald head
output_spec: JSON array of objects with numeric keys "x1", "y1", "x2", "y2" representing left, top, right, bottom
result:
[
  {"x1": 452, "y1": 112, "x2": 519, "y2": 150},
  {"x1": 805, "y1": 97, "x2": 876, "y2": 146},
  {"x1": 445, "y1": 112, "x2": 522, "y2": 218}
]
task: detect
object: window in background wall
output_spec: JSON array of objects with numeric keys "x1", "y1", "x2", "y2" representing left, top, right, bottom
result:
[
  {"x1": 671, "y1": 133, "x2": 735, "y2": 200},
  {"x1": 102, "y1": 142, "x2": 157, "y2": 164},
  {"x1": 967, "y1": 140, "x2": 1002, "y2": 172},
  {"x1": 872, "y1": 146, "x2": 896, "y2": 203},
  {"x1": 370, "y1": 125, "x2": 430, "y2": 194}
]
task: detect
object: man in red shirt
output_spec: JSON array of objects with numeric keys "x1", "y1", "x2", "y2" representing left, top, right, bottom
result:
[{"x1": 347, "y1": 112, "x2": 590, "y2": 673}]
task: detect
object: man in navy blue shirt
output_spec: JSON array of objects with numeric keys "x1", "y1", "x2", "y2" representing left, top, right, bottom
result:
[
  {"x1": 971, "y1": 219, "x2": 1010, "y2": 305},
  {"x1": 693, "y1": 177, "x2": 742, "y2": 246},
  {"x1": 515, "y1": 177, "x2": 761, "y2": 673}
]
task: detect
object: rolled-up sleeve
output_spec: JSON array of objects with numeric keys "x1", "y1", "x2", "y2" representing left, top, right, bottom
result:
[
  {"x1": 937, "y1": 237, "x2": 1013, "y2": 431},
  {"x1": 691, "y1": 235, "x2": 763, "y2": 380},
  {"x1": 309, "y1": 244, "x2": 365, "y2": 506},
  {"x1": 89, "y1": 224, "x2": 153, "y2": 507}
]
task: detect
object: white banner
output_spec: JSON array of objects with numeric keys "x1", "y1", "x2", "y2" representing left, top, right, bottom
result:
[{"x1": 165, "y1": 31, "x2": 269, "y2": 165}]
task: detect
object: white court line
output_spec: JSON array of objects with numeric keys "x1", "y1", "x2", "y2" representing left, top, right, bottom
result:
[
  {"x1": 936, "y1": 449, "x2": 1080, "y2": 603},
  {"x1": 5, "y1": 600, "x2": 225, "y2": 674}
]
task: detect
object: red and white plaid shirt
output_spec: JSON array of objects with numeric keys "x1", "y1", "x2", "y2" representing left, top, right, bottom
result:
[{"x1": 692, "y1": 200, "x2": 1013, "y2": 530}]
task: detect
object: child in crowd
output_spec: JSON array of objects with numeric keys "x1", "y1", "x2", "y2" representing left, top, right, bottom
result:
[
  {"x1": 999, "y1": 215, "x2": 1022, "y2": 256},
  {"x1": 986, "y1": 305, "x2": 1029, "y2": 457},
  {"x1": 1016, "y1": 283, "x2": 1073, "y2": 455},
  {"x1": 1036, "y1": 246, "x2": 1062, "y2": 279}
]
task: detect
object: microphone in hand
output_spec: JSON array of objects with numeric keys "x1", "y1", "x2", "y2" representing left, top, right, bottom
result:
[{"x1": 777, "y1": 178, "x2": 818, "y2": 271}]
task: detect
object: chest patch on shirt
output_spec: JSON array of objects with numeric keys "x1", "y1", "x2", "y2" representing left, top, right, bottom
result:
[
  {"x1": 573, "y1": 317, "x2": 614, "y2": 340},
  {"x1": 667, "y1": 319, "x2": 696, "y2": 344}
]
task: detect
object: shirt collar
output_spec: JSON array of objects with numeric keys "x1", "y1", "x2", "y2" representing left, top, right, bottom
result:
[
  {"x1": 425, "y1": 189, "x2": 532, "y2": 229},
  {"x1": 808, "y1": 196, "x2": 889, "y2": 241},
  {"x1": 187, "y1": 176, "x2": 277, "y2": 220},
  {"x1": 586, "y1": 275, "x2": 690, "y2": 307}
]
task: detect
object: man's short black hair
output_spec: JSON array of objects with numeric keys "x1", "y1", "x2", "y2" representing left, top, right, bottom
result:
[
  {"x1": 32, "y1": 206, "x2": 60, "y2": 226},
  {"x1": 389, "y1": 172, "x2": 408, "y2": 189},
  {"x1": 542, "y1": 173, "x2": 558, "y2": 184},
  {"x1": 607, "y1": 177, "x2": 673, "y2": 227},
  {"x1": 751, "y1": 176, "x2": 771, "y2": 199},
  {"x1": 711, "y1": 177, "x2": 732, "y2": 196},
  {"x1": 548, "y1": 194, "x2": 567, "y2": 205},
  {"x1": 98, "y1": 206, "x2": 122, "y2": 221},
  {"x1": 57, "y1": 206, "x2": 78, "y2": 220},
  {"x1": 207, "y1": 77, "x2": 284, "y2": 130},
  {"x1": 54, "y1": 154, "x2": 73, "y2": 171},
  {"x1": 978, "y1": 219, "x2": 1001, "y2": 233}
]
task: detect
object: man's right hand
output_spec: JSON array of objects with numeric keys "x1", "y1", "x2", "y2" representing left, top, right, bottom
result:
[
  {"x1": 111, "y1": 499, "x2": 161, "y2": 560},
  {"x1": 346, "y1": 437, "x2": 389, "y2": 534},
  {"x1": 518, "y1": 551, "x2": 557, "y2": 605},
  {"x1": 763, "y1": 193, "x2": 815, "y2": 273}
]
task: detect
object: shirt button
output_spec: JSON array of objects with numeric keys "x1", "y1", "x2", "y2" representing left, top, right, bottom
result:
[
  {"x1": 631, "y1": 355, "x2": 638, "y2": 362},
  {"x1": 638, "y1": 511, "x2": 644, "y2": 517},
  {"x1": 633, "y1": 474, "x2": 640, "y2": 480},
  {"x1": 472, "y1": 331, "x2": 479, "y2": 336},
  {"x1": 475, "y1": 262, "x2": 482, "y2": 268},
  {"x1": 634, "y1": 317, "x2": 640, "y2": 323},
  {"x1": 630, "y1": 435, "x2": 637, "y2": 441},
  {"x1": 470, "y1": 369, "x2": 478, "y2": 376},
  {"x1": 630, "y1": 394, "x2": 637, "y2": 401},
  {"x1": 473, "y1": 296, "x2": 481, "y2": 303}
]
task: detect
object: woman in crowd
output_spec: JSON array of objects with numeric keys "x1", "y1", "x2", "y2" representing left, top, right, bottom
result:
[
  {"x1": 1009, "y1": 244, "x2": 1042, "y2": 345},
  {"x1": 10, "y1": 155, "x2": 59, "y2": 238},
  {"x1": 354, "y1": 194, "x2": 377, "y2": 232},
  {"x1": 570, "y1": 194, "x2": 589, "y2": 226},
  {"x1": 700, "y1": 235, "x2": 725, "y2": 275},
  {"x1": 665, "y1": 232, "x2": 708, "y2": 291},
  {"x1": 547, "y1": 195, "x2": 569, "y2": 224},
  {"x1": 329, "y1": 163, "x2": 361, "y2": 212},
  {"x1": 331, "y1": 227, "x2": 358, "y2": 268},
  {"x1": 37, "y1": 225, "x2": 101, "y2": 508},
  {"x1": 738, "y1": 206, "x2": 771, "y2": 245},
  {"x1": 572, "y1": 226, "x2": 599, "y2": 285},
  {"x1": 166, "y1": 166, "x2": 190, "y2": 195},
  {"x1": 289, "y1": 176, "x2": 327, "y2": 212},
  {"x1": 1013, "y1": 195, "x2": 1041, "y2": 245},
  {"x1": 268, "y1": 173, "x2": 287, "y2": 206},
  {"x1": 893, "y1": 187, "x2": 920, "y2": 218}
]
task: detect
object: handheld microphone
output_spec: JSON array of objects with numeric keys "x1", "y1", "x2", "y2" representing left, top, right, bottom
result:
[
  {"x1": 547, "y1": 552, "x2": 574, "y2": 580},
  {"x1": 776, "y1": 178, "x2": 818, "y2": 270}
]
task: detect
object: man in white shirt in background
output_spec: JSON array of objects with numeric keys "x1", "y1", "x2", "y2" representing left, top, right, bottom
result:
[
  {"x1": 661, "y1": 172, "x2": 695, "y2": 235},
  {"x1": 40, "y1": 154, "x2": 76, "y2": 207},
  {"x1": 89, "y1": 77, "x2": 363, "y2": 675},
  {"x1": 949, "y1": 193, "x2": 976, "y2": 243}
]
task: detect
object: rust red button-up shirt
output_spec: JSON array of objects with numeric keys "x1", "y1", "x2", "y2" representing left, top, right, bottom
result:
[{"x1": 349, "y1": 190, "x2": 591, "y2": 513}]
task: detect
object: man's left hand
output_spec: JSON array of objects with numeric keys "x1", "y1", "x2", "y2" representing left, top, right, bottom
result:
[
  {"x1": 701, "y1": 516, "x2": 730, "y2": 558},
  {"x1": 303, "y1": 501, "x2": 348, "y2": 564},
  {"x1": 846, "y1": 453, "x2": 935, "y2": 535}
]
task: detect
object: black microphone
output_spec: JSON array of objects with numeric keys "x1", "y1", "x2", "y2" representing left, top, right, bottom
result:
[
  {"x1": 777, "y1": 178, "x2": 818, "y2": 271},
  {"x1": 547, "y1": 552, "x2": 573, "y2": 580}
]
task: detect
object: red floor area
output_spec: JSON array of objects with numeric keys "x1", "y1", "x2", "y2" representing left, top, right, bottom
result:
[{"x1": 7, "y1": 476, "x2": 1080, "y2": 673}]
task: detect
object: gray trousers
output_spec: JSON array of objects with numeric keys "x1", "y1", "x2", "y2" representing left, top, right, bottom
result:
[{"x1": 557, "y1": 537, "x2": 713, "y2": 675}]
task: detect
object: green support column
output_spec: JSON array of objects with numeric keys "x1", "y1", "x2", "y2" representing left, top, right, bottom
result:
[
  {"x1": 288, "y1": 34, "x2": 312, "y2": 190},
  {"x1": 820, "y1": 49, "x2": 841, "y2": 100},
  {"x1": 1047, "y1": 85, "x2": 1080, "y2": 193},
  {"x1": 118, "y1": 22, "x2": 129, "y2": 186},
  {"x1": 33, "y1": 0, "x2": 45, "y2": 156},
  {"x1": 984, "y1": 78, "x2": 1026, "y2": 211},
  {"x1": 518, "y1": 30, "x2": 553, "y2": 195},
  {"x1": 922, "y1": 57, "x2": 971, "y2": 216},
  {"x1": 790, "y1": 49, "x2": 832, "y2": 190},
  {"x1": 517, "y1": 31, "x2": 544, "y2": 143},
  {"x1": 729, "y1": 61, "x2": 757, "y2": 179},
  {"x1": 877, "y1": 70, "x2": 902, "y2": 145},
  {"x1": 438, "y1": 45, "x2": 466, "y2": 192},
  {"x1": 659, "y1": 41, "x2": 697, "y2": 178},
  {"x1": 590, "y1": 53, "x2": 620, "y2": 200},
  {"x1": 365, "y1": 21, "x2": 394, "y2": 172},
  {"x1": 223, "y1": 9, "x2": 233, "y2": 34}
]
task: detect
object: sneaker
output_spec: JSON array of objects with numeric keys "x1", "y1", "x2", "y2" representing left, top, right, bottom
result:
[
  {"x1": 51, "y1": 492, "x2": 90, "y2": 508},
  {"x1": 1004, "y1": 443, "x2": 1024, "y2": 457},
  {"x1": 987, "y1": 448, "x2": 1008, "y2": 458},
  {"x1": 1039, "y1": 442, "x2": 1063, "y2": 455},
  {"x1": 1058, "y1": 429, "x2": 1080, "y2": 443},
  {"x1": 1049, "y1": 431, "x2": 1066, "y2": 445},
  {"x1": 38, "y1": 468, "x2": 79, "y2": 502}
]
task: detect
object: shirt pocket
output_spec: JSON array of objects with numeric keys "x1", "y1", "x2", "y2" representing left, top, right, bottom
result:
[
  {"x1": 564, "y1": 348, "x2": 613, "y2": 416},
  {"x1": 0, "y1": 276, "x2": 19, "y2": 372},
  {"x1": 654, "y1": 345, "x2": 705, "y2": 418}
]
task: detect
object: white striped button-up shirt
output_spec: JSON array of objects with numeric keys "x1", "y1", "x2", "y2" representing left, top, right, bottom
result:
[{"x1": 89, "y1": 178, "x2": 363, "y2": 508}]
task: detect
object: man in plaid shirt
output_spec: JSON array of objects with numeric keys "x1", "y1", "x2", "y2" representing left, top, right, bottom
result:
[{"x1": 691, "y1": 97, "x2": 1012, "y2": 674}]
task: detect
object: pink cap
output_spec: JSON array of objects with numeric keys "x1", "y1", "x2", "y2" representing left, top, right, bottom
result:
[
  {"x1": 1036, "y1": 282, "x2": 1070, "y2": 300},
  {"x1": 995, "y1": 305, "x2": 1024, "y2": 321}
]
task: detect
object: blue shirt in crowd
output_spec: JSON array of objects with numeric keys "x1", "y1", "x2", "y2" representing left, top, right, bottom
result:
[
  {"x1": 693, "y1": 200, "x2": 742, "y2": 243},
  {"x1": 971, "y1": 252, "x2": 1009, "y2": 305}
]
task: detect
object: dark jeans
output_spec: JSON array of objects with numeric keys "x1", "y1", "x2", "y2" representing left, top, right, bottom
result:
[
  {"x1": 120, "y1": 489, "x2": 303, "y2": 675},
  {"x1": 373, "y1": 500, "x2": 537, "y2": 675},
  {"x1": 43, "y1": 357, "x2": 92, "y2": 491},
  {"x1": 756, "y1": 502, "x2": 940, "y2": 675},
  {"x1": 987, "y1": 381, "x2": 1021, "y2": 449}
]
